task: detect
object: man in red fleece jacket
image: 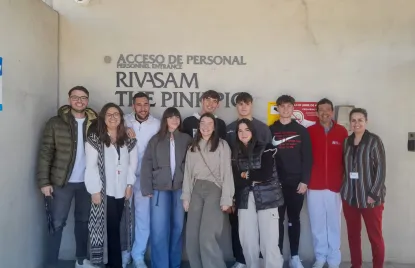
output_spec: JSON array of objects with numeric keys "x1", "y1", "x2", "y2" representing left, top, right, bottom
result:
[{"x1": 307, "y1": 98, "x2": 348, "y2": 268}]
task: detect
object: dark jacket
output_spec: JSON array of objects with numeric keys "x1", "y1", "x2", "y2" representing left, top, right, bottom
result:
[
  {"x1": 182, "y1": 113, "x2": 227, "y2": 139},
  {"x1": 341, "y1": 130, "x2": 386, "y2": 208},
  {"x1": 140, "y1": 130, "x2": 192, "y2": 196},
  {"x1": 269, "y1": 119, "x2": 312, "y2": 186},
  {"x1": 234, "y1": 143, "x2": 284, "y2": 210},
  {"x1": 226, "y1": 118, "x2": 272, "y2": 150},
  {"x1": 37, "y1": 105, "x2": 97, "y2": 188},
  {"x1": 227, "y1": 118, "x2": 273, "y2": 197}
]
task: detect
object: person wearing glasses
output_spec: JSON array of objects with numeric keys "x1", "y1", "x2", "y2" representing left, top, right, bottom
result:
[
  {"x1": 37, "y1": 86, "x2": 98, "y2": 268},
  {"x1": 85, "y1": 103, "x2": 138, "y2": 268}
]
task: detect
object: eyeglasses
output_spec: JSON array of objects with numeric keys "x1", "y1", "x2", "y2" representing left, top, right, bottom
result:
[
  {"x1": 106, "y1": 112, "x2": 121, "y2": 119},
  {"x1": 70, "y1": 96, "x2": 89, "y2": 102}
]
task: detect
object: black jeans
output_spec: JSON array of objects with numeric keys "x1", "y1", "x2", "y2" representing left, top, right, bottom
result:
[
  {"x1": 46, "y1": 182, "x2": 90, "y2": 267},
  {"x1": 278, "y1": 183, "x2": 304, "y2": 256},
  {"x1": 107, "y1": 196, "x2": 125, "y2": 268},
  {"x1": 229, "y1": 209, "x2": 246, "y2": 264}
]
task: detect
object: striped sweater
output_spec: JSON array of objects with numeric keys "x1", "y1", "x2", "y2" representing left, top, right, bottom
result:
[{"x1": 340, "y1": 130, "x2": 386, "y2": 208}]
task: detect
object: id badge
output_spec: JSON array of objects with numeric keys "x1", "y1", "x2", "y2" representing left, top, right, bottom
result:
[
  {"x1": 117, "y1": 164, "x2": 122, "y2": 175},
  {"x1": 350, "y1": 172, "x2": 359, "y2": 179}
]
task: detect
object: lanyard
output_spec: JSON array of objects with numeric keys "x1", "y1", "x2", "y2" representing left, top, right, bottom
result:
[{"x1": 115, "y1": 144, "x2": 120, "y2": 165}]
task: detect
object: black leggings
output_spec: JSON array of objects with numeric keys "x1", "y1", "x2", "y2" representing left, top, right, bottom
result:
[{"x1": 278, "y1": 184, "x2": 304, "y2": 256}]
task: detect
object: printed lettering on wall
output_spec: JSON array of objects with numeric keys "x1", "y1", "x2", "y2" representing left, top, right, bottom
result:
[{"x1": 113, "y1": 54, "x2": 247, "y2": 108}]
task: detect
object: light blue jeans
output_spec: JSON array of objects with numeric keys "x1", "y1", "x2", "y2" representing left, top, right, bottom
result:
[{"x1": 150, "y1": 189, "x2": 185, "y2": 268}]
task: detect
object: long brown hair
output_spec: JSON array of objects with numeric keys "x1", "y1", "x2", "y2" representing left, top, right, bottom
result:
[
  {"x1": 232, "y1": 118, "x2": 258, "y2": 168},
  {"x1": 190, "y1": 112, "x2": 220, "y2": 152},
  {"x1": 97, "y1": 103, "x2": 129, "y2": 147},
  {"x1": 156, "y1": 107, "x2": 182, "y2": 139}
]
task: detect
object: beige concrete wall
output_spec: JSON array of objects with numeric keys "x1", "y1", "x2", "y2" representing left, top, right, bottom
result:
[
  {"x1": 53, "y1": 0, "x2": 415, "y2": 264},
  {"x1": 0, "y1": 1, "x2": 59, "y2": 267}
]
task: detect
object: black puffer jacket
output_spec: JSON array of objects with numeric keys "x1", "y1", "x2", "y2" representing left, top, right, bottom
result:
[{"x1": 234, "y1": 142, "x2": 284, "y2": 210}]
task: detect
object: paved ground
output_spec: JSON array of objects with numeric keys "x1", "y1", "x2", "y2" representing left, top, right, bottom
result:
[{"x1": 58, "y1": 260, "x2": 413, "y2": 268}]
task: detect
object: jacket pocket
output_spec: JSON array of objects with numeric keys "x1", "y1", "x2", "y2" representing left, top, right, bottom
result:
[{"x1": 152, "y1": 167, "x2": 173, "y2": 190}]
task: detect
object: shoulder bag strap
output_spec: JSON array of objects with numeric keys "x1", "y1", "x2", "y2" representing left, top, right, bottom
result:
[{"x1": 198, "y1": 149, "x2": 220, "y2": 181}]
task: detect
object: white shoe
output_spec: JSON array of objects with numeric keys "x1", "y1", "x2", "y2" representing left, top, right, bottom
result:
[
  {"x1": 312, "y1": 261, "x2": 325, "y2": 268},
  {"x1": 231, "y1": 262, "x2": 246, "y2": 268},
  {"x1": 134, "y1": 259, "x2": 148, "y2": 268},
  {"x1": 289, "y1": 256, "x2": 304, "y2": 268},
  {"x1": 122, "y1": 251, "x2": 132, "y2": 267},
  {"x1": 75, "y1": 259, "x2": 99, "y2": 268}
]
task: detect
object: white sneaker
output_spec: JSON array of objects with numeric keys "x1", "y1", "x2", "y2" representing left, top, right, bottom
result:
[
  {"x1": 289, "y1": 256, "x2": 304, "y2": 268},
  {"x1": 312, "y1": 261, "x2": 325, "y2": 268},
  {"x1": 75, "y1": 259, "x2": 99, "y2": 268},
  {"x1": 134, "y1": 259, "x2": 148, "y2": 268},
  {"x1": 231, "y1": 262, "x2": 246, "y2": 268},
  {"x1": 122, "y1": 251, "x2": 132, "y2": 267}
]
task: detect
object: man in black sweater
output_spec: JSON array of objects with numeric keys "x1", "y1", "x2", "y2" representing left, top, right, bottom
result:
[
  {"x1": 182, "y1": 90, "x2": 227, "y2": 139},
  {"x1": 269, "y1": 95, "x2": 312, "y2": 268},
  {"x1": 226, "y1": 92, "x2": 272, "y2": 268}
]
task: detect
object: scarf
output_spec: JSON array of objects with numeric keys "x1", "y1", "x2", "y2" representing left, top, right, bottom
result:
[{"x1": 87, "y1": 132, "x2": 137, "y2": 265}]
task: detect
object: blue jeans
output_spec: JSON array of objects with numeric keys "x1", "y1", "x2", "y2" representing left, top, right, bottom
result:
[{"x1": 150, "y1": 189, "x2": 185, "y2": 268}]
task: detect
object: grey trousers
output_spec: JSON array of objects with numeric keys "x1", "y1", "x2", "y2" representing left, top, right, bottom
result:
[
  {"x1": 46, "y1": 182, "x2": 91, "y2": 267},
  {"x1": 186, "y1": 180, "x2": 227, "y2": 268}
]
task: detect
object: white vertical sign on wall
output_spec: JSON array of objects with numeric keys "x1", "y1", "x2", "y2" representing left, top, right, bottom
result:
[{"x1": 0, "y1": 57, "x2": 2, "y2": 111}]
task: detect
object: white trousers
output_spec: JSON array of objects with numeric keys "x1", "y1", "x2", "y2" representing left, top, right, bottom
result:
[
  {"x1": 239, "y1": 192, "x2": 283, "y2": 268},
  {"x1": 131, "y1": 180, "x2": 150, "y2": 262},
  {"x1": 307, "y1": 189, "x2": 342, "y2": 266}
]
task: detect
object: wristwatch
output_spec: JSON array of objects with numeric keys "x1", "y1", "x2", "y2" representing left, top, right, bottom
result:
[{"x1": 127, "y1": 184, "x2": 133, "y2": 188}]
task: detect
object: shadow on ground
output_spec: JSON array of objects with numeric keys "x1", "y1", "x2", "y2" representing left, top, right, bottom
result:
[{"x1": 58, "y1": 260, "x2": 410, "y2": 268}]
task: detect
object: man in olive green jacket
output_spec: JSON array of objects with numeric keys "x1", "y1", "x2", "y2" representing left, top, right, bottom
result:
[{"x1": 37, "y1": 86, "x2": 97, "y2": 268}]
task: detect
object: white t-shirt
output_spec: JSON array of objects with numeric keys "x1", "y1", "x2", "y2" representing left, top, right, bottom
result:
[
  {"x1": 68, "y1": 118, "x2": 86, "y2": 183},
  {"x1": 170, "y1": 138, "x2": 175, "y2": 180}
]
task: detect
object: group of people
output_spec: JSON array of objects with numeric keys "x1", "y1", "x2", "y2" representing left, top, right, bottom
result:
[{"x1": 38, "y1": 86, "x2": 386, "y2": 268}]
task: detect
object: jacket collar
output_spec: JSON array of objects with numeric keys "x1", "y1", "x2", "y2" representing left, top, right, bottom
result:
[
  {"x1": 58, "y1": 105, "x2": 97, "y2": 124},
  {"x1": 347, "y1": 129, "x2": 370, "y2": 146},
  {"x1": 316, "y1": 119, "x2": 335, "y2": 132},
  {"x1": 162, "y1": 129, "x2": 180, "y2": 140}
]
